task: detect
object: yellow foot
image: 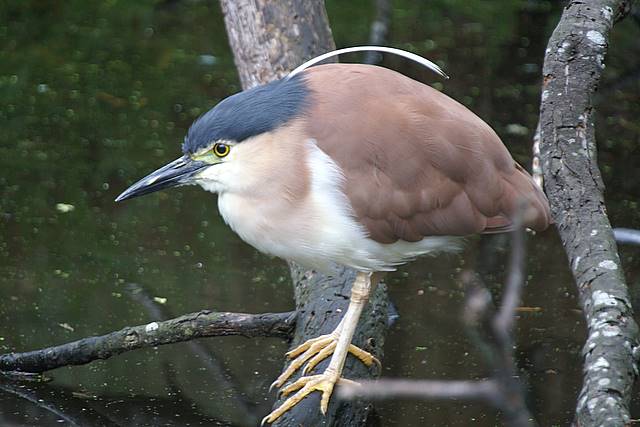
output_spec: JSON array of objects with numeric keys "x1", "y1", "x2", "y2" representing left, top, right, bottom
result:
[
  {"x1": 261, "y1": 371, "x2": 360, "y2": 425},
  {"x1": 270, "y1": 333, "x2": 380, "y2": 390}
]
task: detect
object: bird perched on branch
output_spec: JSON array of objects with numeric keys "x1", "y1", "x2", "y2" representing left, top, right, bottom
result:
[{"x1": 116, "y1": 46, "x2": 551, "y2": 425}]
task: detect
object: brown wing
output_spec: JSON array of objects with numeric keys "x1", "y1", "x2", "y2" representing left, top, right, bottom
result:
[{"x1": 299, "y1": 64, "x2": 551, "y2": 243}]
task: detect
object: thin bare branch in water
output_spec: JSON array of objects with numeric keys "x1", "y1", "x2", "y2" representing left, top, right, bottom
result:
[
  {"x1": 340, "y1": 219, "x2": 535, "y2": 427},
  {"x1": 0, "y1": 310, "x2": 295, "y2": 374},
  {"x1": 495, "y1": 210, "x2": 525, "y2": 342},
  {"x1": 0, "y1": 382, "x2": 80, "y2": 426},
  {"x1": 0, "y1": 381, "x2": 119, "y2": 426},
  {"x1": 125, "y1": 282, "x2": 168, "y2": 320},
  {"x1": 614, "y1": 228, "x2": 640, "y2": 246},
  {"x1": 124, "y1": 283, "x2": 260, "y2": 426},
  {"x1": 339, "y1": 379, "x2": 499, "y2": 402}
]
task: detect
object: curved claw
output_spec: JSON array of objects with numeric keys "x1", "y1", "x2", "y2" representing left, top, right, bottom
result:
[
  {"x1": 262, "y1": 373, "x2": 338, "y2": 425},
  {"x1": 272, "y1": 336, "x2": 381, "y2": 390},
  {"x1": 262, "y1": 375, "x2": 364, "y2": 425},
  {"x1": 271, "y1": 336, "x2": 335, "y2": 389},
  {"x1": 348, "y1": 343, "x2": 382, "y2": 371},
  {"x1": 300, "y1": 342, "x2": 381, "y2": 376}
]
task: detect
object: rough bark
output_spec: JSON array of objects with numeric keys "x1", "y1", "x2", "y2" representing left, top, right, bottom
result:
[
  {"x1": 283, "y1": 264, "x2": 388, "y2": 426},
  {"x1": 219, "y1": 0, "x2": 336, "y2": 89},
  {"x1": 219, "y1": 1, "x2": 390, "y2": 425},
  {"x1": 0, "y1": 310, "x2": 295, "y2": 374},
  {"x1": 537, "y1": 1, "x2": 640, "y2": 425}
]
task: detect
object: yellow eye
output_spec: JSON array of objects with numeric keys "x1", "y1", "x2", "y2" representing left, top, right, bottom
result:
[{"x1": 212, "y1": 142, "x2": 230, "y2": 158}]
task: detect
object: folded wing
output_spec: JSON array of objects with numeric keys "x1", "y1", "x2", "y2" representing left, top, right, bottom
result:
[{"x1": 302, "y1": 64, "x2": 551, "y2": 244}]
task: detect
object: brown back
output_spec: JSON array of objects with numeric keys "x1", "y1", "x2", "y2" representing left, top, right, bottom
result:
[{"x1": 299, "y1": 64, "x2": 551, "y2": 243}]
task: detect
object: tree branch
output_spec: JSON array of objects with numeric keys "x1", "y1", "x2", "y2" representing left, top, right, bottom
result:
[
  {"x1": 537, "y1": 1, "x2": 640, "y2": 425},
  {"x1": 339, "y1": 379, "x2": 500, "y2": 402},
  {"x1": 219, "y1": 0, "x2": 336, "y2": 89},
  {"x1": 0, "y1": 310, "x2": 295, "y2": 374},
  {"x1": 613, "y1": 228, "x2": 640, "y2": 246}
]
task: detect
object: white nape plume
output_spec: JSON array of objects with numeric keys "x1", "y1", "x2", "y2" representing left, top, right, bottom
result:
[{"x1": 287, "y1": 45, "x2": 449, "y2": 80}]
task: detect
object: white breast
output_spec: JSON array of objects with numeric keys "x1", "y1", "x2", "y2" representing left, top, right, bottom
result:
[{"x1": 217, "y1": 139, "x2": 459, "y2": 272}]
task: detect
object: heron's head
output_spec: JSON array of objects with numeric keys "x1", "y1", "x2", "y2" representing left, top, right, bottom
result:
[{"x1": 115, "y1": 75, "x2": 309, "y2": 202}]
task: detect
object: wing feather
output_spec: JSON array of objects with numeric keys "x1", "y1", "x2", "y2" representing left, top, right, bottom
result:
[{"x1": 301, "y1": 64, "x2": 551, "y2": 243}]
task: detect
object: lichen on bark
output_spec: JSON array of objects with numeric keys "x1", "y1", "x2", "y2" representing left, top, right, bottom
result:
[{"x1": 538, "y1": 1, "x2": 640, "y2": 425}]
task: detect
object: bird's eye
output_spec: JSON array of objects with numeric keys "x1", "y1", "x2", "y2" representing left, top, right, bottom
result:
[{"x1": 212, "y1": 143, "x2": 230, "y2": 158}]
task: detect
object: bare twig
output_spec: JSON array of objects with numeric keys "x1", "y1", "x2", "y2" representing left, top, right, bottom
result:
[
  {"x1": 340, "y1": 221, "x2": 535, "y2": 427},
  {"x1": 463, "y1": 224, "x2": 533, "y2": 427},
  {"x1": 339, "y1": 379, "x2": 499, "y2": 402},
  {"x1": 0, "y1": 310, "x2": 295, "y2": 374},
  {"x1": 614, "y1": 227, "x2": 640, "y2": 246},
  {"x1": 495, "y1": 210, "x2": 525, "y2": 336},
  {"x1": 125, "y1": 282, "x2": 168, "y2": 320},
  {"x1": 0, "y1": 382, "x2": 81, "y2": 426},
  {"x1": 0, "y1": 381, "x2": 118, "y2": 426}
]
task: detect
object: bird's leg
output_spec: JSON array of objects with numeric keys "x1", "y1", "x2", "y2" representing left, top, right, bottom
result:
[
  {"x1": 269, "y1": 272, "x2": 381, "y2": 390},
  {"x1": 262, "y1": 271, "x2": 376, "y2": 425},
  {"x1": 269, "y1": 315, "x2": 379, "y2": 390}
]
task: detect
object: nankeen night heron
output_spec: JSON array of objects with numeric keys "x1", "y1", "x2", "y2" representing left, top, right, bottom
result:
[{"x1": 116, "y1": 46, "x2": 551, "y2": 424}]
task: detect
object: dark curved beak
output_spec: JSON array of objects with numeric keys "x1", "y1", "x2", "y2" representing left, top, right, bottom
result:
[{"x1": 115, "y1": 155, "x2": 208, "y2": 202}]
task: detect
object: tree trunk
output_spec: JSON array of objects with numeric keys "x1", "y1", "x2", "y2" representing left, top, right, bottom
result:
[
  {"x1": 219, "y1": 1, "x2": 390, "y2": 425},
  {"x1": 220, "y1": 0, "x2": 336, "y2": 88},
  {"x1": 537, "y1": 1, "x2": 639, "y2": 425}
]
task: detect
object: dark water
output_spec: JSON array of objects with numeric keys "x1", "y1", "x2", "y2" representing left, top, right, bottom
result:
[{"x1": 1, "y1": 1, "x2": 639, "y2": 426}]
